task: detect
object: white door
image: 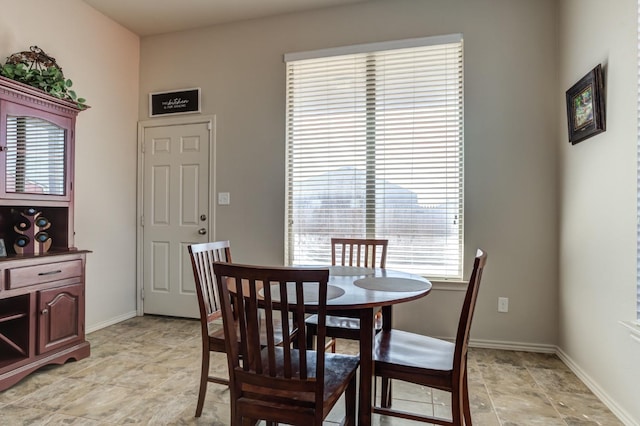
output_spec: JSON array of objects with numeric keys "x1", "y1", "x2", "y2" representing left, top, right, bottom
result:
[{"x1": 142, "y1": 122, "x2": 210, "y2": 318}]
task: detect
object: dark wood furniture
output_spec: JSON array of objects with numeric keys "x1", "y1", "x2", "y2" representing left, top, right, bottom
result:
[
  {"x1": 331, "y1": 238, "x2": 388, "y2": 268},
  {"x1": 230, "y1": 265, "x2": 431, "y2": 426},
  {"x1": 187, "y1": 240, "x2": 233, "y2": 417},
  {"x1": 188, "y1": 240, "x2": 296, "y2": 418},
  {"x1": 306, "y1": 238, "x2": 388, "y2": 352},
  {"x1": 373, "y1": 249, "x2": 488, "y2": 425},
  {"x1": 213, "y1": 262, "x2": 360, "y2": 426},
  {"x1": 0, "y1": 76, "x2": 89, "y2": 391},
  {"x1": 325, "y1": 266, "x2": 431, "y2": 426}
]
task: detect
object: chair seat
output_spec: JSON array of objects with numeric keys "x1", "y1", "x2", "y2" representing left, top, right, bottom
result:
[
  {"x1": 374, "y1": 329, "x2": 454, "y2": 373},
  {"x1": 238, "y1": 347, "x2": 360, "y2": 412},
  {"x1": 372, "y1": 249, "x2": 486, "y2": 425}
]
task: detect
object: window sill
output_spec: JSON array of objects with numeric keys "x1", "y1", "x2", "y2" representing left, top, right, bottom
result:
[
  {"x1": 429, "y1": 279, "x2": 468, "y2": 291},
  {"x1": 619, "y1": 320, "x2": 640, "y2": 344}
]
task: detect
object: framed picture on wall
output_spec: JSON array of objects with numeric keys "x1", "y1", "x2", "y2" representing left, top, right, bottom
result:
[
  {"x1": 565, "y1": 64, "x2": 606, "y2": 145},
  {"x1": 149, "y1": 88, "x2": 201, "y2": 117}
]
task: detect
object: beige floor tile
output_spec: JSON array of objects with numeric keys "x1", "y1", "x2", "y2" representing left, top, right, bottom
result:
[
  {"x1": 0, "y1": 403, "x2": 55, "y2": 425},
  {"x1": 0, "y1": 316, "x2": 623, "y2": 425},
  {"x1": 0, "y1": 370, "x2": 62, "y2": 405},
  {"x1": 490, "y1": 387, "x2": 567, "y2": 425},
  {"x1": 547, "y1": 390, "x2": 624, "y2": 426},
  {"x1": 11, "y1": 377, "x2": 102, "y2": 411}
]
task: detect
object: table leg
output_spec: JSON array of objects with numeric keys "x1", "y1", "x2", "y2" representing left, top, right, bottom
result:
[
  {"x1": 381, "y1": 305, "x2": 392, "y2": 403},
  {"x1": 358, "y1": 307, "x2": 374, "y2": 426}
]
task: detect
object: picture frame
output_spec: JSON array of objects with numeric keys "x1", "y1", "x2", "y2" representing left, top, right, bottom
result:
[
  {"x1": 0, "y1": 238, "x2": 6, "y2": 257},
  {"x1": 149, "y1": 88, "x2": 201, "y2": 117},
  {"x1": 565, "y1": 64, "x2": 606, "y2": 145}
]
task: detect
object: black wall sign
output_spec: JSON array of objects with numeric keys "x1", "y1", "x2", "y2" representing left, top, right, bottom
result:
[{"x1": 149, "y1": 88, "x2": 201, "y2": 117}]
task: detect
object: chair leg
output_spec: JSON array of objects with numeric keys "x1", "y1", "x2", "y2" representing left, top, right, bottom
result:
[
  {"x1": 195, "y1": 349, "x2": 209, "y2": 417},
  {"x1": 380, "y1": 375, "x2": 391, "y2": 408},
  {"x1": 451, "y1": 372, "x2": 467, "y2": 426},
  {"x1": 306, "y1": 325, "x2": 315, "y2": 349},
  {"x1": 462, "y1": 367, "x2": 472, "y2": 425},
  {"x1": 451, "y1": 394, "x2": 463, "y2": 426},
  {"x1": 231, "y1": 399, "x2": 241, "y2": 426},
  {"x1": 344, "y1": 375, "x2": 357, "y2": 426}
]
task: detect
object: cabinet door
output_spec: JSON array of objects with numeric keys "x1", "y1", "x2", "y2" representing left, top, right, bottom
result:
[{"x1": 37, "y1": 282, "x2": 84, "y2": 354}]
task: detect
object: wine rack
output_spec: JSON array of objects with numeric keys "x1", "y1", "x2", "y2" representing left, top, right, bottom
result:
[{"x1": 0, "y1": 294, "x2": 30, "y2": 369}]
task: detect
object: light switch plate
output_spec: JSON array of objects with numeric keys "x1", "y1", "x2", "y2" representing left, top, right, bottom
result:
[{"x1": 218, "y1": 192, "x2": 230, "y2": 205}]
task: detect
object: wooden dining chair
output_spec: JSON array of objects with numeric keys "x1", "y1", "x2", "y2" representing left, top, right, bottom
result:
[
  {"x1": 212, "y1": 262, "x2": 360, "y2": 426},
  {"x1": 306, "y1": 237, "x2": 388, "y2": 352},
  {"x1": 372, "y1": 249, "x2": 487, "y2": 426},
  {"x1": 187, "y1": 240, "x2": 234, "y2": 417}
]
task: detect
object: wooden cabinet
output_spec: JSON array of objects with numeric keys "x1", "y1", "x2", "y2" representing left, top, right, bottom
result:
[{"x1": 0, "y1": 76, "x2": 89, "y2": 391}]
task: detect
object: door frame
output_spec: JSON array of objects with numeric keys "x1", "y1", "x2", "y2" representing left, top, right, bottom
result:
[{"x1": 136, "y1": 115, "x2": 216, "y2": 316}]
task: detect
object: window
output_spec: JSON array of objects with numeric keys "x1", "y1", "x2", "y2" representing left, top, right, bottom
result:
[{"x1": 284, "y1": 34, "x2": 464, "y2": 279}]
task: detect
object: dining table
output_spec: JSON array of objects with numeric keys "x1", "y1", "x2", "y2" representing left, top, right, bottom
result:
[{"x1": 305, "y1": 265, "x2": 432, "y2": 426}]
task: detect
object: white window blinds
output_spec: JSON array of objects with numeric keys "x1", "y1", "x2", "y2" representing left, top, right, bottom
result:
[{"x1": 285, "y1": 35, "x2": 464, "y2": 279}]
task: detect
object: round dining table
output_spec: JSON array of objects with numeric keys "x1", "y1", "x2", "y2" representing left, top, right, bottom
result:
[{"x1": 301, "y1": 265, "x2": 433, "y2": 426}]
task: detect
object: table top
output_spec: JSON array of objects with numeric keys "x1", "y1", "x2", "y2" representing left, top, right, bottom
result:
[{"x1": 277, "y1": 265, "x2": 432, "y2": 310}]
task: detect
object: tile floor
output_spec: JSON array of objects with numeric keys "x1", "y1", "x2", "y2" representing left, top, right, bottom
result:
[{"x1": 0, "y1": 315, "x2": 623, "y2": 425}]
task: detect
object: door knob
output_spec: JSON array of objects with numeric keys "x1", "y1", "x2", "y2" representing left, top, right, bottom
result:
[{"x1": 198, "y1": 228, "x2": 207, "y2": 235}]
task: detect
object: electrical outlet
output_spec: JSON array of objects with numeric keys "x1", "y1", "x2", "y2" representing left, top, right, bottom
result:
[{"x1": 498, "y1": 297, "x2": 509, "y2": 313}]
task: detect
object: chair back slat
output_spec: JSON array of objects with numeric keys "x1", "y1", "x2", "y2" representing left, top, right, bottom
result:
[
  {"x1": 213, "y1": 262, "x2": 330, "y2": 402},
  {"x1": 331, "y1": 237, "x2": 388, "y2": 268}
]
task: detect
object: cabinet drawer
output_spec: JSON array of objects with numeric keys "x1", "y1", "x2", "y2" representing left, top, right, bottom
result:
[{"x1": 6, "y1": 260, "x2": 82, "y2": 289}]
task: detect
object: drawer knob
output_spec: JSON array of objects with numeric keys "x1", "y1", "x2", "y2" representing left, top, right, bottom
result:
[{"x1": 41, "y1": 308, "x2": 49, "y2": 315}]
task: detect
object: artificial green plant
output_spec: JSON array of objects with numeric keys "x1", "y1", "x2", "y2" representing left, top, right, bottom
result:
[{"x1": 0, "y1": 62, "x2": 86, "y2": 109}]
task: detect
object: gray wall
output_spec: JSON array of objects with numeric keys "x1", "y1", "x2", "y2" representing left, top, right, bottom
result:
[{"x1": 140, "y1": 0, "x2": 559, "y2": 346}]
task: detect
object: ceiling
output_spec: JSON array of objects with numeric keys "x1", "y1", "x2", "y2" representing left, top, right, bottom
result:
[{"x1": 82, "y1": 0, "x2": 371, "y2": 37}]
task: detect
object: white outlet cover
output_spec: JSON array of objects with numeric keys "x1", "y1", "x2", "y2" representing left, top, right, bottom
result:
[{"x1": 498, "y1": 297, "x2": 509, "y2": 313}]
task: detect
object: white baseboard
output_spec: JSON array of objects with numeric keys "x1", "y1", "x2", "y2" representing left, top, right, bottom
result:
[
  {"x1": 459, "y1": 338, "x2": 636, "y2": 425},
  {"x1": 555, "y1": 348, "x2": 638, "y2": 426},
  {"x1": 468, "y1": 338, "x2": 635, "y2": 425},
  {"x1": 468, "y1": 338, "x2": 556, "y2": 353},
  {"x1": 86, "y1": 311, "x2": 138, "y2": 334}
]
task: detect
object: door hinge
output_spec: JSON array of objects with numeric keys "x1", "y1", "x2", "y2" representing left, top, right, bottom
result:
[
  {"x1": 141, "y1": 288, "x2": 145, "y2": 300},
  {"x1": 140, "y1": 216, "x2": 144, "y2": 226},
  {"x1": 140, "y1": 141, "x2": 145, "y2": 153}
]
